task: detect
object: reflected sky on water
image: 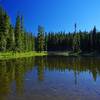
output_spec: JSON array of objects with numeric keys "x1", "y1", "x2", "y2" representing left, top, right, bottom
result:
[{"x1": 0, "y1": 56, "x2": 100, "y2": 100}]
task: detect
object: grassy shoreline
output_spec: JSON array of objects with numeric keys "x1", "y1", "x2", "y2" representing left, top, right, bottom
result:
[
  {"x1": 0, "y1": 52, "x2": 47, "y2": 60},
  {"x1": 0, "y1": 51, "x2": 100, "y2": 60}
]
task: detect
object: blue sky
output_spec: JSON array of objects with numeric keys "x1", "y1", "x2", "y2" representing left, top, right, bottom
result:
[{"x1": 0, "y1": 0, "x2": 100, "y2": 33}]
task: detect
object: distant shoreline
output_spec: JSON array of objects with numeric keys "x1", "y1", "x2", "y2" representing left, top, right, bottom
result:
[{"x1": 48, "y1": 51, "x2": 100, "y2": 57}]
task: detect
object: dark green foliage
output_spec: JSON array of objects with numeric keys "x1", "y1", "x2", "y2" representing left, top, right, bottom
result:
[
  {"x1": 36, "y1": 26, "x2": 100, "y2": 52},
  {"x1": 92, "y1": 26, "x2": 97, "y2": 51},
  {"x1": 72, "y1": 23, "x2": 80, "y2": 52},
  {"x1": 0, "y1": 7, "x2": 10, "y2": 52},
  {"x1": 44, "y1": 32, "x2": 48, "y2": 51},
  {"x1": 0, "y1": 7, "x2": 35, "y2": 52},
  {"x1": 37, "y1": 25, "x2": 45, "y2": 52},
  {"x1": 15, "y1": 15, "x2": 22, "y2": 51},
  {"x1": 20, "y1": 16, "x2": 25, "y2": 51},
  {"x1": 73, "y1": 33, "x2": 80, "y2": 52},
  {"x1": 6, "y1": 25, "x2": 15, "y2": 51},
  {"x1": 1, "y1": 6, "x2": 100, "y2": 53}
]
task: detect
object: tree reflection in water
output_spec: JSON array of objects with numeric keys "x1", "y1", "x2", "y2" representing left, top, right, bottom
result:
[{"x1": 0, "y1": 56, "x2": 100, "y2": 99}]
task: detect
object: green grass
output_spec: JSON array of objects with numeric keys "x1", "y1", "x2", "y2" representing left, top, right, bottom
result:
[{"x1": 0, "y1": 51, "x2": 47, "y2": 60}]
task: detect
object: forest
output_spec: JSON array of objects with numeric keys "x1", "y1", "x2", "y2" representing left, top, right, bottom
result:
[{"x1": 0, "y1": 6, "x2": 100, "y2": 53}]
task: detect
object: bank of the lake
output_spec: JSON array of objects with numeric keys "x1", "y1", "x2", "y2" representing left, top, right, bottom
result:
[
  {"x1": 0, "y1": 51, "x2": 100, "y2": 60},
  {"x1": 0, "y1": 52, "x2": 47, "y2": 60},
  {"x1": 48, "y1": 51, "x2": 100, "y2": 57}
]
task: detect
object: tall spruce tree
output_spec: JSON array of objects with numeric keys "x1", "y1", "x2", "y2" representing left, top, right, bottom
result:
[
  {"x1": 0, "y1": 6, "x2": 5, "y2": 51},
  {"x1": 7, "y1": 25, "x2": 15, "y2": 51},
  {"x1": 20, "y1": 16, "x2": 25, "y2": 51},
  {"x1": 73, "y1": 23, "x2": 80, "y2": 52},
  {"x1": 37, "y1": 25, "x2": 45, "y2": 52},
  {"x1": 0, "y1": 7, "x2": 10, "y2": 52},
  {"x1": 3, "y1": 13, "x2": 10, "y2": 51},
  {"x1": 30, "y1": 33, "x2": 35, "y2": 51},
  {"x1": 15, "y1": 15, "x2": 22, "y2": 52},
  {"x1": 44, "y1": 32, "x2": 48, "y2": 51},
  {"x1": 92, "y1": 26, "x2": 97, "y2": 51},
  {"x1": 24, "y1": 32, "x2": 28, "y2": 51}
]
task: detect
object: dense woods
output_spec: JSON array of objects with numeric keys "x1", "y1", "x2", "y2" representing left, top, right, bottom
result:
[
  {"x1": 0, "y1": 6, "x2": 100, "y2": 53},
  {"x1": 43, "y1": 26, "x2": 99, "y2": 52},
  {"x1": 0, "y1": 7, "x2": 34, "y2": 52}
]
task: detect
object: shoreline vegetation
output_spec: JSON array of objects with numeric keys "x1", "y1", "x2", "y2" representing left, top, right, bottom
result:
[
  {"x1": 0, "y1": 51, "x2": 100, "y2": 60},
  {"x1": 0, "y1": 52, "x2": 47, "y2": 60}
]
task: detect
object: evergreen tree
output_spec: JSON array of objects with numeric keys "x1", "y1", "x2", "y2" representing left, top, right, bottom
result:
[
  {"x1": 73, "y1": 23, "x2": 80, "y2": 52},
  {"x1": 0, "y1": 7, "x2": 5, "y2": 51},
  {"x1": 92, "y1": 26, "x2": 97, "y2": 50},
  {"x1": 0, "y1": 7, "x2": 10, "y2": 51},
  {"x1": 20, "y1": 16, "x2": 25, "y2": 51},
  {"x1": 30, "y1": 33, "x2": 35, "y2": 51},
  {"x1": 44, "y1": 32, "x2": 48, "y2": 51},
  {"x1": 6, "y1": 25, "x2": 15, "y2": 51},
  {"x1": 15, "y1": 15, "x2": 22, "y2": 52},
  {"x1": 37, "y1": 25, "x2": 45, "y2": 52},
  {"x1": 24, "y1": 32, "x2": 28, "y2": 51},
  {"x1": 3, "y1": 13, "x2": 10, "y2": 51}
]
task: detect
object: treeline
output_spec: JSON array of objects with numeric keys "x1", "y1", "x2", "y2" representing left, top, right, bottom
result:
[
  {"x1": 0, "y1": 7, "x2": 34, "y2": 52},
  {"x1": 1, "y1": 6, "x2": 100, "y2": 53},
  {"x1": 37, "y1": 25, "x2": 100, "y2": 52}
]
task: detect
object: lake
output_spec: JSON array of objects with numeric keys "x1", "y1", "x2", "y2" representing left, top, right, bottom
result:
[{"x1": 0, "y1": 56, "x2": 100, "y2": 100}]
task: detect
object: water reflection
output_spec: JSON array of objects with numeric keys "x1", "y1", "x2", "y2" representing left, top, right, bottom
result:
[
  {"x1": 43, "y1": 56, "x2": 100, "y2": 82},
  {"x1": 0, "y1": 57, "x2": 35, "y2": 100},
  {"x1": 0, "y1": 56, "x2": 100, "y2": 99}
]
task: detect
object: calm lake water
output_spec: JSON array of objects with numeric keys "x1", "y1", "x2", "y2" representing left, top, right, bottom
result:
[{"x1": 0, "y1": 56, "x2": 100, "y2": 100}]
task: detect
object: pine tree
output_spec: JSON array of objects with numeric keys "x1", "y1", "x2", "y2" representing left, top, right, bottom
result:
[
  {"x1": 73, "y1": 23, "x2": 80, "y2": 52},
  {"x1": 3, "y1": 13, "x2": 10, "y2": 51},
  {"x1": 37, "y1": 25, "x2": 45, "y2": 52},
  {"x1": 92, "y1": 26, "x2": 97, "y2": 51},
  {"x1": 30, "y1": 33, "x2": 35, "y2": 51},
  {"x1": 44, "y1": 32, "x2": 48, "y2": 51},
  {"x1": 20, "y1": 16, "x2": 25, "y2": 51},
  {"x1": 0, "y1": 7, "x2": 10, "y2": 51},
  {"x1": 6, "y1": 25, "x2": 15, "y2": 51},
  {"x1": 15, "y1": 15, "x2": 22, "y2": 52},
  {"x1": 0, "y1": 6, "x2": 5, "y2": 51},
  {"x1": 24, "y1": 32, "x2": 28, "y2": 51}
]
